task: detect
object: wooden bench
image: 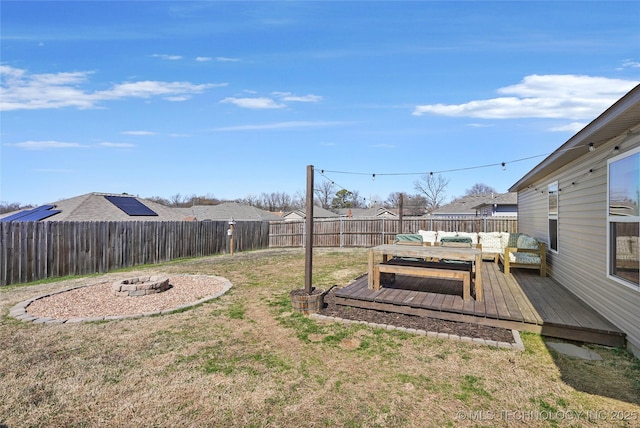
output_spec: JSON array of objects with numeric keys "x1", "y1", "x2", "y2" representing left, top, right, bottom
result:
[{"x1": 374, "y1": 259, "x2": 473, "y2": 300}]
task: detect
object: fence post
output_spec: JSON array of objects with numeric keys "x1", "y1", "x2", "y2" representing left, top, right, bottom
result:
[{"x1": 340, "y1": 217, "x2": 343, "y2": 248}]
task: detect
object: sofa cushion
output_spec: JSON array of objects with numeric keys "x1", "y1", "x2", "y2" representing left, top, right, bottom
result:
[
  {"x1": 436, "y1": 231, "x2": 458, "y2": 242},
  {"x1": 395, "y1": 233, "x2": 423, "y2": 243},
  {"x1": 456, "y1": 232, "x2": 478, "y2": 245},
  {"x1": 507, "y1": 233, "x2": 523, "y2": 248},
  {"x1": 509, "y1": 252, "x2": 541, "y2": 264},
  {"x1": 417, "y1": 230, "x2": 437, "y2": 245},
  {"x1": 478, "y1": 232, "x2": 504, "y2": 252},
  {"x1": 516, "y1": 234, "x2": 539, "y2": 249}
]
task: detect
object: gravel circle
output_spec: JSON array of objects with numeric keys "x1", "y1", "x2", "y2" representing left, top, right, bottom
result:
[{"x1": 22, "y1": 274, "x2": 230, "y2": 321}]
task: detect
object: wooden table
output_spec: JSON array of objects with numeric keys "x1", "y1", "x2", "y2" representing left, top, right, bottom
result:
[{"x1": 368, "y1": 244, "x2": 483, "y2": 301}]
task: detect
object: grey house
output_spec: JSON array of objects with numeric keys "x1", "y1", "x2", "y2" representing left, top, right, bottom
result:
[
  {"x1": 472, "y1": 192, "x2": 518, "y2": 217},
  {"x1": 510, "y1": 84, "x2": 640, "y2": 356},
  {"x1": 430, "y1": 193, "x2": 517, "y2": 218},
  {"x1": 282, "y1": 206, "x2": 339, "y2": 221}
]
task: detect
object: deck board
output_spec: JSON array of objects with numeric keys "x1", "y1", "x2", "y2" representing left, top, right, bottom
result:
[{"x1": 334, "y1": 261, "x2": 625, "y2": 347}]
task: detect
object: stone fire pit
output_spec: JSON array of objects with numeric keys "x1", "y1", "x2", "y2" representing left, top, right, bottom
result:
[{"x1": 112, "y1": 276, "x2": 170, "y2": 297}]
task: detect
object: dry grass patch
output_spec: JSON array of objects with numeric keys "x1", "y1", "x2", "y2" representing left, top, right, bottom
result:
[{"x1": 1, "y1": 248, "x2": 639, "y2": 427}]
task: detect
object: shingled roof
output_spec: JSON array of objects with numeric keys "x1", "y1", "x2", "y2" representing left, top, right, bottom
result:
[
  {"x1": 0, "y1": 193, "x2": 185, "y2": 222},
  {"x1": 430, "y1": 193, "x2": 517, "y2": 217},
  {"x1": 176, "y1": 202, "x2": 281, "y2": 221}
]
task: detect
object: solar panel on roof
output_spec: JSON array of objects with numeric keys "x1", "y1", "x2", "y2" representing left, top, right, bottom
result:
[
  {"x1": 104, "y1": 195, "x2": 158, "y2": 216},
  {"x1": 18, "y1": 207, "x2": 61, "y2": 221},
  {"x1": 0, "y1": 205, "x2": 60, "y2": 222}
]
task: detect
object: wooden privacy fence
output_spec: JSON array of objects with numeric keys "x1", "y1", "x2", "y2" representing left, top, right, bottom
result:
[
  {"x1": 0, "y1": 221, "x2": 269, "y2": 286},
  {"x1": 269, "y1": 217, "x2": 518, "y2": 248}
]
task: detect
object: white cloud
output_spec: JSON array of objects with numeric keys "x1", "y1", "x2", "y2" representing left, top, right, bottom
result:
[
  {"x1": 219, "y1": 97, "x2": 286, "y2": 109},
  {"x1": 0, "y1": 66, "x2": 226, "y2": 111},
  {"x1": 122, "y1": 130, "x2": 157, "y2": 136},
  {"x1": 273, "y1": 92, "x2": 323, "y2": 103},
  {"x1": 620, "y1": 59, "x2": 640, "y2": 69},
  {"x1": 549, "y1": 122, "x2": 587, "y2": 133},
  {"x1": 195, "y1": 56, "x2": 212, "y2": 62},
  {"x1": 6, "y1": 140, "x2": 86, "y2": 150},
  {"x1": 466, "y1": 123, "x2": 494, "y2": 128},
  {"x1": 216, "y1": 57, "x2": 240, "y2": 62},
  {"x1": 219, "y1": 91, "x2": 323, "y2": 110},
  {"x1": 97, "y1": 80, "x2": 220, "y2": 100},
  {"x1": 213, "y1": 121, "x2": 348, "y2": 131},
  {"x1": 413, "y1": 74, "x2": 639, "y2": 121},
  {"x1": 98, "y1": 142, "x2": 135, "y2": 148},
  {"x1": 152, "y1": 54, "x2": 182, "y2": 60}
]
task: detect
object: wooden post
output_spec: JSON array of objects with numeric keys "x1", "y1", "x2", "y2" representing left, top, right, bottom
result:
[
  {"x1": 304, "y1": 165, "x2": 314, "y2": 294},
  {"x1": 229, "y1": 220, "x2": 235, "y2": 255},
  {"x1": 398, "y1": 193, "x2": 404, "y2": 234}
]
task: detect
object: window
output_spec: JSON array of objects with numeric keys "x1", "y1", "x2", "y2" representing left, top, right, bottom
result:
[
  {"x1": 548, "y1": 181, "x2": 558, "y2": 252},
  {"x1": 607, "y1": 147, "x2": 640, "y2": 289}
]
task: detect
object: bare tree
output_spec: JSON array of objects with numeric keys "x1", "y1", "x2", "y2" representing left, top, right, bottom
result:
[
  {"x1": 168, "y1": 193, "x2": 191, "y2": 207},
  {"x1": 239, "y1": 194, "x2": 261, "y2": 207},
  {"x1": 465, "y1": 183, "x2": 497, "y2": 196},
  {"x1": 385, "y1": 192, "x2": 427, "y2": 215},
  {"x1": 257, "y1": 192, "x2": 293, "y2": 212},
  {"x1": 0, "y1": 201, "x2": 33, "y2": 214},
  {"x1": 314, "y1": 179, "x2": 336, "y2": 209},
  {"x1": 384, "y1": 192, "x2": 402, "y2": 209},
  {"x1": 414, "y1": 174, "x2": 450, "y2": 213},
  {"x1": 292, "y1": 190, "x2": 306, "y2": 209},
  {"x1": 349, "y1": 190, "x2": 365, "y2": 208}
]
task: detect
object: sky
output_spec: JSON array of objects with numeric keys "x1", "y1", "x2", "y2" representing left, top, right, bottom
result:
[{"x1": 1, "y1": 1, "x2": 639, "y2": 207}]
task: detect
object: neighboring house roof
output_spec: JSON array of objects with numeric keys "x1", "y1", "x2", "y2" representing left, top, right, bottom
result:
[
  {"x1": 0, "y1": 193, "x2": 185, "y2": 222},
  {"x1": 430, "y1": 194, "x2": 490, "y2": 216},
  {"x1": 510, "y1": 83, "x2": 640, "y2": 191},
  {"x1": 283, "y1": 206, "x2": 339, "y2": 220},
  {"x1": 471, "y1": 192, "x2": 518, "y2": 209},
  {"x1": 335, "y1": 207, "x2": 398, "y2": 218},
  {"x1": 176, "y1": 202, "x2": 280, "y2": 221}
]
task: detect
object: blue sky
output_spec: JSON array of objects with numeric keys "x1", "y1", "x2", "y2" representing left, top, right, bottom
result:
[{"x1": 1, "y1": 1, "x2": 639, "y2": 207}]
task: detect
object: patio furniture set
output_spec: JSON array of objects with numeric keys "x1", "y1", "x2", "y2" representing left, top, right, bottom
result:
[{"x1": 368, "y1": 230, "x2": 547, "y2": 303}]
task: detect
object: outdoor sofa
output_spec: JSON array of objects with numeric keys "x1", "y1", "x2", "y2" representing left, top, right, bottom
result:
[{"x1": 414, "y1": 230, "x2": 547, "y2": 276}]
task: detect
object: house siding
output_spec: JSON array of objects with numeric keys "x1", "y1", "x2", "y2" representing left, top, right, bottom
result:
[{"x1": 517, "y1": 131, "x2": 640, "y2": 354}]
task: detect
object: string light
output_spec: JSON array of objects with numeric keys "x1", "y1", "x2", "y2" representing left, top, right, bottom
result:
[
  {"x1": 317, "y1": 135, "x2": 635, "y2": 202},
  {"x1": 318, "y1": 145, "x2": 594, "y2": 178}
]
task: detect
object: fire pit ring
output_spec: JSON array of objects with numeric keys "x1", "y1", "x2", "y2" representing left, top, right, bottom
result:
[{"x1": 112, "y1": 276, "x2": 170, "y2": 297}]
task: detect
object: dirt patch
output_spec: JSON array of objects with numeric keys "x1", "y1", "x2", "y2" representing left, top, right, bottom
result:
[{"x1": 318, "y1": 287, "x2": 516, "y2": 343}]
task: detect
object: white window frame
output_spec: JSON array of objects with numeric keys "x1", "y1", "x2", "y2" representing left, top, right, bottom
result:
[
  {"x1": 606, "y1": 146, "x2": 640, "y2": 291},
  {"x1": 548, "y1": 181, "x2": 559, "y2": 253}
]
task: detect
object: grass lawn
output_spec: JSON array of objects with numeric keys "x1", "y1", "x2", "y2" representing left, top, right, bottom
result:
[{"x1": 1, "y1": 248, "x2": 639, "y2": 427}]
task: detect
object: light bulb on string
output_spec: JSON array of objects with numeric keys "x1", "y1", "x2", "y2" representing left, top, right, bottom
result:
[{"x1": 501, "y1": 162, "x2": 506, "y2": 171}]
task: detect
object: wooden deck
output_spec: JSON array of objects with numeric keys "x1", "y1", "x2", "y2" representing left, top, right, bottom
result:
[{"x1": 335, "y1": 261, "x2": 625, "y2": 347}]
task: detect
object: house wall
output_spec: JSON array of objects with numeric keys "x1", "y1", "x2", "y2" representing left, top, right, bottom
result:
[{"x1": 517, "y1": 128, "x2": 640, "y2": 356}]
